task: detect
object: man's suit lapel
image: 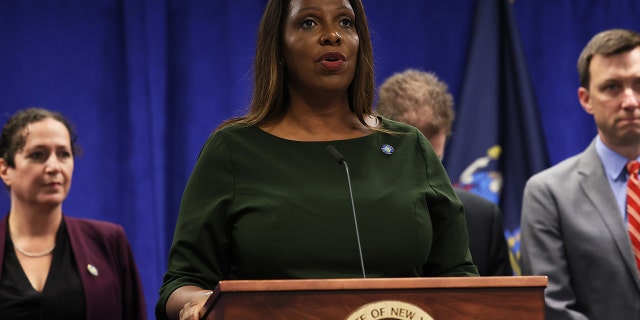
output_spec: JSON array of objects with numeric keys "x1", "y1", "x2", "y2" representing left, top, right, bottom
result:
[{"x1": 578, "y1": 141, "x2": 640, "y2": 291}]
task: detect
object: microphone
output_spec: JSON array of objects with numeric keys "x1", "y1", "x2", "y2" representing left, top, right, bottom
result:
[{"x1": 326, "y1": 145, "x2": 366, "y2": 278}]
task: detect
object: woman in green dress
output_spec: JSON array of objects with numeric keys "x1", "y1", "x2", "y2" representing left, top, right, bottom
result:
[{"x1": 157, "y1": 0, "x2": 478, "y2": 319}]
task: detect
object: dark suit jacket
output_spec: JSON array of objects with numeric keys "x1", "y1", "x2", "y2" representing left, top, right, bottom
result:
[
  {"x1": 455, "y1": 188, "x2": 512, "y2": 276},
  {"x1": 0, "y1": 215, "x2": 146, "y2": 320}
]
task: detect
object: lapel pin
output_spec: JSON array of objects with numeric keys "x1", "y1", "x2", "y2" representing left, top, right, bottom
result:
[
  {"x1": 381, "y1": 144, "x2": 394, "y2": 155},
  {"x1": 87, "y1": 264, "x2": 99, "y2": 277}
]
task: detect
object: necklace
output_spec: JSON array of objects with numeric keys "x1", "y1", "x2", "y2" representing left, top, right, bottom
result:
[{"x1": 13, "y1": 243, "x2": 56, "y2": 258}]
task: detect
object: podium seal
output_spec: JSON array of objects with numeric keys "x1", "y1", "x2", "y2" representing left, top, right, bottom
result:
[{"x1": 344, "y1": 300, "x2": 435, "y2": 320}]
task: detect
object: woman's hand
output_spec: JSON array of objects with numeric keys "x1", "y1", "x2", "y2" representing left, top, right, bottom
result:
[{"x1": 178, "y1": 290, "x2": 213, "y2": 320}]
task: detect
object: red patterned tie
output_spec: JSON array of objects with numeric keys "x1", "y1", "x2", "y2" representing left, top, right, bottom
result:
[{"x1": 626, "y1": 160, "x2": 640, "y2": 275}]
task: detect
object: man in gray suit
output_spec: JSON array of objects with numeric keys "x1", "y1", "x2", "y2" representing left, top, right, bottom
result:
[
  {"x1": 376, "y1": 69, "x2": 513, "y2": 276},
  {"x1": 520, "y1": 28, "x2": 640, "y2": 319}
]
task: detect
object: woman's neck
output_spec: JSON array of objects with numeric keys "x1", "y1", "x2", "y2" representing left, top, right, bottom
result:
[
  {"x1": 260, "y1": 107, "x2": 370, "y2": 141},
  {"x1": 8, "y1": 203, "x2": 62, "y2": 237}
]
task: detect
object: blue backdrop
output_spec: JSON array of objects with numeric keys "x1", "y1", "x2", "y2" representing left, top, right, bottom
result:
[{"x1": 1, "y1": 1, "x2": 639, "y2": 318}]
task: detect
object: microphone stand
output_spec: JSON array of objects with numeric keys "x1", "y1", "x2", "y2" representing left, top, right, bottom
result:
[{"x1": 326, "y1": 145, "x2": 366, "y2": 278}]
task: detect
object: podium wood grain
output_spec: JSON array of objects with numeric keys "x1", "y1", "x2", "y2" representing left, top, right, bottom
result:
[{"x1": 201, "y1": 276, "x2": 547, "y2": 320}]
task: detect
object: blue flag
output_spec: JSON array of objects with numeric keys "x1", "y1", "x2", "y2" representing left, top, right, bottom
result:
[{"x1": 443, "y1": 0, "x2": 549, "y2": 275}]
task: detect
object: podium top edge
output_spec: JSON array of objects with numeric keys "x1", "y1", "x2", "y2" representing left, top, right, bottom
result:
[{"x1": 216, "y1": 276, "x2": 548, "y2": 292}]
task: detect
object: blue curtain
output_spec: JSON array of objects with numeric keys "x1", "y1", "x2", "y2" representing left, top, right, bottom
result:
[{"x1": 1, "y1": 1, "x2": 639, "y2": 318}]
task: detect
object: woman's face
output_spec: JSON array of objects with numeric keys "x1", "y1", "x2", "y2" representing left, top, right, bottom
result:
[
  {"x1": 0, "y1": 118, "x2": 74, "y2": 209},
  {"x1": 282, "y1": 0, "x2": 359, "y2": 95}
]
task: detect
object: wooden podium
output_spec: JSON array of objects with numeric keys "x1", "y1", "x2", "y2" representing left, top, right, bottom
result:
[{"x1": 201, "y1": 276, "x2": 547, "y2": 320}]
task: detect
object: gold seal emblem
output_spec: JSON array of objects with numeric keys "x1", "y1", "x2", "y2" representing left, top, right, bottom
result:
[{"x1": 344, "y1": 300, "x2": 434, "y2": 320}]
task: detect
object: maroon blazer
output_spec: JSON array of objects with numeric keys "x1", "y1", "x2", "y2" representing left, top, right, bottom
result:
[{"x1": 0, "y1": 215, "x2": 147, "y2": 320}]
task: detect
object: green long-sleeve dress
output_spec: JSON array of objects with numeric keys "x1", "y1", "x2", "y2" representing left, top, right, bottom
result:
[{"x1": 156, "y1": 117, "x2": 478, "y2": 318}]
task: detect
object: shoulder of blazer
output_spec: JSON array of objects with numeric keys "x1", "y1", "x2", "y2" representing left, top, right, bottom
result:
[
  {"x1": 64, "y1": 215, "x2": 125, "y2": 240},
  {"x1": 527, "y1": 138, "x2": 598, "y2": 186}
]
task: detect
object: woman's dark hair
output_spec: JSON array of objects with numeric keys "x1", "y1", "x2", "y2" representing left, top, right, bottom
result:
[{"x1": 0, "y1": 107, "x2": 81, "y2": 168}]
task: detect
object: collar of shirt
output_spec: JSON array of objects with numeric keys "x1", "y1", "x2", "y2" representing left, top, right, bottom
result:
[
  {"x1": 596, "y1": 136, "x2": 632, "y2": 182},
  {"x1": 595, "y1": 136, "x2": 639, "y2": 219}
]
